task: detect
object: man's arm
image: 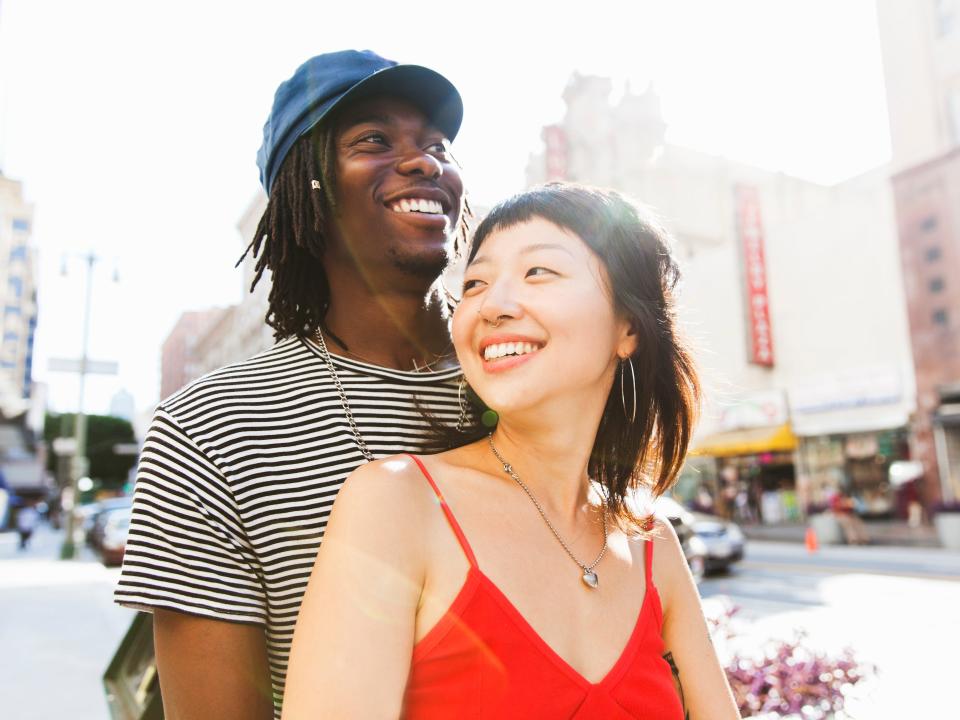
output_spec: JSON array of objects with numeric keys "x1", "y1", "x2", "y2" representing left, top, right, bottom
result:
[{"x1": 154, "y1": 611, "x2": 274, "y2": 720}]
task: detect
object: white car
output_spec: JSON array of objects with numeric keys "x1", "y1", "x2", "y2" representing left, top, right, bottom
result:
[{"x1": 654, "y1": 496, "x2": 745, "y2": 573}]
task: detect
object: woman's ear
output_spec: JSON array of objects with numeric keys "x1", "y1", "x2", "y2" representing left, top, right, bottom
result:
[{"x1": 617, "y1": 317, "x2": 640, "y2": 359}]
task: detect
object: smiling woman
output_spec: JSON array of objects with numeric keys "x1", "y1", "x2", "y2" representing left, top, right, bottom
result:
[{"x1": 283, "y1": 183, "x2": 739, "y2": 719}]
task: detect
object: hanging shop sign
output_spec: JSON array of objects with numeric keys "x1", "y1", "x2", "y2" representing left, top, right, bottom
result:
[
  {"x1": 735, "y1": 185, "x2": 774, "y2": 367},
  {"x1": 718, "y1": 388, "x2": 789, "y2": 431}
]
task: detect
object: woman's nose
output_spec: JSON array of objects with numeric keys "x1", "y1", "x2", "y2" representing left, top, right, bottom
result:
[{"x1": 477, "y1": 281, "x2": 523, "y2": 326}]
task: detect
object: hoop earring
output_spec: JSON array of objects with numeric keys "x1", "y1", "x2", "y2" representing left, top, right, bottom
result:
[
  {"x1": 457, "y1": 375, "x2": 470, "y2": 432},
  {"x1": 620, "y1": 357, "x2": 637, "y2": 424}
]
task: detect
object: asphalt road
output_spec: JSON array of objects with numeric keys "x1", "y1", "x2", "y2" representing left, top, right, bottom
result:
[{"x1": 2, "y1": 526, "x2": 956, "y2": 719}]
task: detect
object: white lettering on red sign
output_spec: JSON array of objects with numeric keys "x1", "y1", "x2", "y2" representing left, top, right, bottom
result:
[{"x1": 736, "y1": 185, "x2": 775, "y2": 367}]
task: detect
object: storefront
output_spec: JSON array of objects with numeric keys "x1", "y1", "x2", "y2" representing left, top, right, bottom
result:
[
  {"x1": 789, "y1": 365, "x2": 914, "y2": 519},
  {"x1": 797, "y1": 429, "x2": 910, "y2": 518},
  {"x1": 689, "y1": 422, "x2": 799, "y2": 524}
]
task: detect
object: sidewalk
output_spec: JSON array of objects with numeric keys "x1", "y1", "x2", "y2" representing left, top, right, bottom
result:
[{"x1": 742, "y1": 519, "x2": 941, "y2": 548}]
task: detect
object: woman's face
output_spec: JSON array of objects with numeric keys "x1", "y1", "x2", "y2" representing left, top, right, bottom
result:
[{"x1": 453, "y1": 217, "x2": 637, "y2": 419}]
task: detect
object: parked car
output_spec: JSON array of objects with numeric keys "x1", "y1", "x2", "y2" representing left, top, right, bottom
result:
[
  {"x1": 649, "y1": 496, "x2": 707, "y2": 581},
  {"x1": 86, "y1": 496, "x2": 133, "y2": 551},
  {"x1": 688, "y1": 512, "x2": 745, "y2": 572},
  {"x1": 655, "y1": 496, "x2": 745, "y2": 573},
  {"x1": 99, "y1": 507, "x2": 131, "y2": 567}
]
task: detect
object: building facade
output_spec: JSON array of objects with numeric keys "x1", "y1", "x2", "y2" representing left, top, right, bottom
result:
[
  {"x1": 527, "y1": 74, "x2": 915, "y2": 522},
  {"x1": 877, "y1": 0, "x2": 960, "y2": 505},
  {"x1": 159, "y1": 308, "x2": 227, "y2": 400},
  {"x1": 0, "y1": 173, "x2": 38, "y2": 414}
]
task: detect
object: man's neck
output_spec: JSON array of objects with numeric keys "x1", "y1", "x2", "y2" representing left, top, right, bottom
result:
[{"x1": 321, "y1": 282, "x2": 454, "y2": 372}]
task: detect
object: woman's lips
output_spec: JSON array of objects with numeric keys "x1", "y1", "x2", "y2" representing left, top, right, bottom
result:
[{"x1": 478, "y1": 339, "x2": 544, "y2": 374}]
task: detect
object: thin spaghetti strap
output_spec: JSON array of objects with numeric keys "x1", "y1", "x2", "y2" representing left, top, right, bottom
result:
[
  {"x1": 406, "y1": 455, "x2": 479, "y2": 569},
  {"x1": 644, "y1": 538, "x2": 654, "y2": 586}
]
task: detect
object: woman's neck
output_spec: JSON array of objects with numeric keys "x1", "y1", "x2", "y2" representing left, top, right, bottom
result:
[{"x1": 485, "y1": 417, "x2": 600, "y2": 522}]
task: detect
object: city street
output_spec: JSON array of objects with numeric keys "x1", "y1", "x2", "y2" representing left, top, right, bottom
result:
[
  {"x1": 700, "y1": 542, "x2": 960, "y2": 718},
  {"x1": 2, "y1": 525, "x2": 957, "y2": 719}
]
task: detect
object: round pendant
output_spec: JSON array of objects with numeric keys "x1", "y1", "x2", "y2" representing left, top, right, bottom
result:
[{"x1": 582, "y1": 570, "x2": 599, "y2": 589}]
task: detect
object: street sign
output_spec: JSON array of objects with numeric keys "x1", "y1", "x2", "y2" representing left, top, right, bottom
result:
[
  {"x1": 53, "y1": 437, "x2": 78, "y2": 455},
  {"x1": 48, "y1": 357, "x2": 119, "y2": 375}
]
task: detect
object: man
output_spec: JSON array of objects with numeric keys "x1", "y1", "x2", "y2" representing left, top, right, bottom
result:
[{"x1": 115, "y1": 50, "x2": 467, "y2": 719}]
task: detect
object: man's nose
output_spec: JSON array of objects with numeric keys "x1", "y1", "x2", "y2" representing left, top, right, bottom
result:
[{"x1": 396, "y1": 149, "x2": 443, "y2": 180}]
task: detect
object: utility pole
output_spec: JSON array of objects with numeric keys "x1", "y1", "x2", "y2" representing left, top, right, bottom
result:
[{"x1": 59, "y1": 251, "x2": 96, "y2": 560}]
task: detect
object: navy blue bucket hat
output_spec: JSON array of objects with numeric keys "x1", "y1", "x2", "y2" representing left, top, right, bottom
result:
[{"x1": 257, "y1": 49, "x2": 463, "y2": 195}]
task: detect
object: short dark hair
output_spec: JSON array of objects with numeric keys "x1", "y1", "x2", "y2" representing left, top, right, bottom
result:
[
  {"x1": 240, "y1": 123, "x2": 471, "y2": 342},
  {"x1": 457, "y1": 183, "x2": 701, "y2": 528}
]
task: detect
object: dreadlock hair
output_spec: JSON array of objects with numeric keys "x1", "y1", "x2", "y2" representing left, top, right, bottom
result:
[{"x1": 238, "y1": 123, "x2": 472, "y2": 342}]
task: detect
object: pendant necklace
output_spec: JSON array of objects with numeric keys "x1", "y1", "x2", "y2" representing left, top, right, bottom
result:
[{"x1": 487, "y1": 434, "x2": 608, "y2": 589}]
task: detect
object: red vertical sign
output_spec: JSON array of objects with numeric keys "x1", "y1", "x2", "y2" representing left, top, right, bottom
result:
[
  {"x1": 736, "y1": 185, "x2": 775, "y2": 367},
  {"x1": 543, "y1": 125, "x2": 567, "y2": 181}
]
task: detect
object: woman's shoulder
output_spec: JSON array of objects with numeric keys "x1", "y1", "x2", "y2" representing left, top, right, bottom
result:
[
  {"x1": 338, "y1": 454, "x2": 438, "y2": 513},
  {"x1": 635, "y1": 518, "x2": 690, "y2": 610}
]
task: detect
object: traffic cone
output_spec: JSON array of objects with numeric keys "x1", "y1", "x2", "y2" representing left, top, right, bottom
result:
[{"x1": 805, "y1": 526, "x2": 819, "y2": 553}]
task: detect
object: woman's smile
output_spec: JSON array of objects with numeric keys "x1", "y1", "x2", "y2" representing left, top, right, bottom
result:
[{"x1": 478, "y1": 334, "x2": 546, "y2": 373}]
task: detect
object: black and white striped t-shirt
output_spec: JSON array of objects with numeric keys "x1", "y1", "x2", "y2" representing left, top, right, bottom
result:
[{"x1": 115, "y1": 336, "x2": 460, "y2": 716}]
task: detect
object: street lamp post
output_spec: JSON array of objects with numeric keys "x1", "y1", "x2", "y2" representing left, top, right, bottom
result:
[{"x1": 60, "y1": 251, "x2": 96, "y2": 560}]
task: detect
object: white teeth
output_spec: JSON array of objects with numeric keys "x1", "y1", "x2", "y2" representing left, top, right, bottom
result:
[
  {"x1": 482, "y1": 342, "x2": 542, "y2": 361},
  {"x1": 389, "y1": 198, "x2": 443, "y2": 214}
]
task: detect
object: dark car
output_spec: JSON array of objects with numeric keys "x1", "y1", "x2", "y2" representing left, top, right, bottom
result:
[
  {"x1": 86, "y1": 496, "x2": 133, "y2": 551},
  {"x1": 99, "y1": 507, "x2": 131, "y2": 567}
]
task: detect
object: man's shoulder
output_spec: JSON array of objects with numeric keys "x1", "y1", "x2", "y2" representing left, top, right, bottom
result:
[{"x1": 159, "y1": 336, "x2": 325, "y2": 419}]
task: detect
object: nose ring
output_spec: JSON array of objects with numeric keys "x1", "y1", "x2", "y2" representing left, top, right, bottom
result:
[{"x1": 478, "y1": 310, "x2": 505, "y2": 328}]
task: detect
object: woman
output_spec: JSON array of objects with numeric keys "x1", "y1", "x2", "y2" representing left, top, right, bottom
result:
[{"x1": 283, "y1": 184, "x2": 740, "y2": 719}]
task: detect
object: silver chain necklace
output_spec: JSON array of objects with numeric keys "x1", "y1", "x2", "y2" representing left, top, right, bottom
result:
[
  {"x1": 487, "y1": 434, "x2": 608, "y2": 589},
  {"x1": 313, "y1": 329, "x2": 374, "y2": 461}
]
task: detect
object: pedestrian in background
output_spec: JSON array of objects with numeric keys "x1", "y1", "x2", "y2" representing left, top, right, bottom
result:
[
  {"x1": 114, "y1": 49, "x2": 468, "y2": 720},
  {"x1": 16, "y1": 503, "x2": 39, "y2": 550},
  {"x1": 283, "y1": 184, "x2": 740, "y2": 719}
]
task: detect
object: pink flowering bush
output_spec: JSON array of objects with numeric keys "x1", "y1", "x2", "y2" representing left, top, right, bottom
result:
[{"x1": 708, "y1": 606, "x2": 874, "y2": 719}]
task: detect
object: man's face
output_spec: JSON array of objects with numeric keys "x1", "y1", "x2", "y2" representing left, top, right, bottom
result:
[{"x1": 326, "y1": 95, "x2": 464, "y2": 286}]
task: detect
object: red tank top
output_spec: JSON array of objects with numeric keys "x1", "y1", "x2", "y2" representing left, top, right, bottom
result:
[{"x1": 402, "y1": 455, "x2": 685, "y2": 720}]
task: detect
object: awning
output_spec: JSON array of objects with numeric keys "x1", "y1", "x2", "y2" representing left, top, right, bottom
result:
[{"x1": 690, "y1": 423, "x2": 798, "y2": 458}]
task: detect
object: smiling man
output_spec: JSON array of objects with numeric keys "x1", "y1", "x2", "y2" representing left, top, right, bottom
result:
[{"x1": 114, "y1": 50, "x2": 467, "y2": 720}]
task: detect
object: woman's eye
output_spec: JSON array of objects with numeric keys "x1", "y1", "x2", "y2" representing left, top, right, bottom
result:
[
  {"x1": 427, "y1": 141, "x2": 450, "y2": 155},
  {"x1": 462, "y1": 278, "x2": 485, "y2": 293},
  {"x1": 525, "y1": 266, "x2": 555, "y2": 278}
]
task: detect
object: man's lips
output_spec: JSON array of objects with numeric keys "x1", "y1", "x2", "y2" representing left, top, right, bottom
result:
[{"x1": 382, "y1": 185, "x2": 453, "y2": 215}]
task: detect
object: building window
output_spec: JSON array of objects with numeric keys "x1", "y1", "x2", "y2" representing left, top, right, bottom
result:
[
  {"x1": 930, "y1": 277, "x2": 946, "y2": 293},
  {"x1": 8, "y1": 245, "x2": 26, "y2": 261},
  {"x1": 921, "y1": 215, "x2": 939, "y2": 232},
  {"x1": 933, "y1": 308, "x2": 949, "y2": 326},
  {"x1": 926, "y1": 245, "x2": 943, "y2": 262},
  {"x1": 11, "y1": 219, "x2": 29, "y2": 232}
]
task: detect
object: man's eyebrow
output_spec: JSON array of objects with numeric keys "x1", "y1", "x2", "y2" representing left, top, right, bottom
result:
[{"x1": 469, "y1": 242, "x2": 574, "y2": 267}]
